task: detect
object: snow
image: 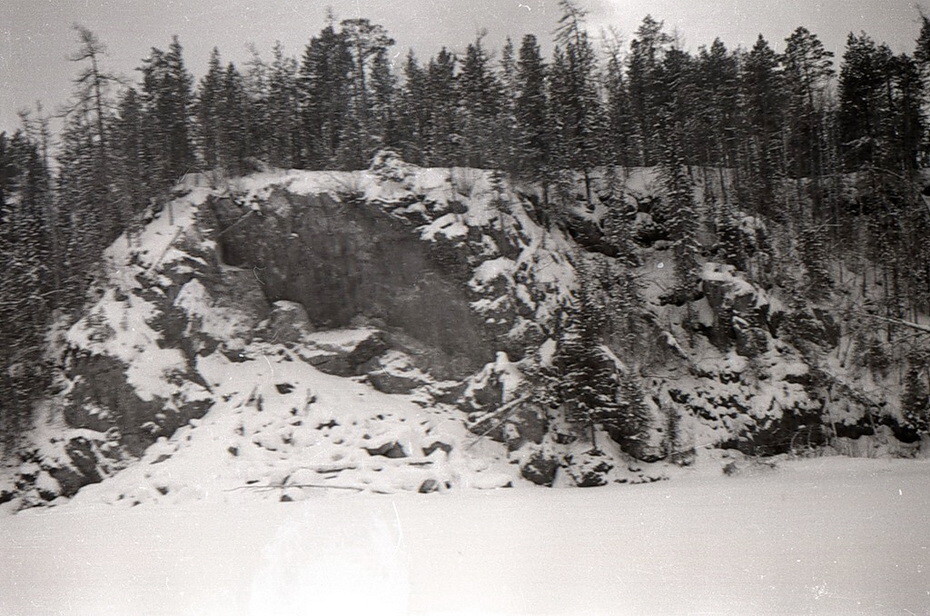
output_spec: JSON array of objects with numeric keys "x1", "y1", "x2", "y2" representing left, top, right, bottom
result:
[
  {"x1": 2, "y1": 457, "x2": 928, "y2": 615},
  {"x1": 65, "y1": 288, "x2": 187, "y2": 401},
  {"x1": 34, "y1": 344, "x2": 517, "y2": 509}
]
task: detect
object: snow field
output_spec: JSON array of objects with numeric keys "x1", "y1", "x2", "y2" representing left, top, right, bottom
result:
[{"x1": 2, "y1": 457, "x2": 928, "y2": 616}]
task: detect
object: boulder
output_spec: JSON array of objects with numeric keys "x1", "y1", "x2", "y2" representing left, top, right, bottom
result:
[
  {"x1": 520, "y1": 453, "x2": 560, "y2": 486},
  {"x1": 262, "y1": 301, "x2": 313, "y2": 344},
  {"x1": 365, "y1": 442, "x2": 407, "y2": 458},
  {"x1": 303, "y1": 329, "x2": 389, "y2": 377},
  {"x1": 364, "y1": 350, "x2": 432, "y2": 394}
]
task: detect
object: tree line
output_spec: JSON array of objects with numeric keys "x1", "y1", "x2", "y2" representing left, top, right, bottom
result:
[{"x1": 3, "y1": 0, "x2": 930, "y2": 441}]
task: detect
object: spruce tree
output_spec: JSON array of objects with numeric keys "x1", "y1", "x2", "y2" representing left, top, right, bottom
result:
[
  {"x1": 550, "y1": 0, "x2": 603, "y2": 203},
  {"x1": 782, "y1": 27, "x2": 834, "y2": 214},
  {"x1": 424, "y1": 48, "x2": 459, "y2": 166},
  {"x1": 140, "y1": 37, "x2": 196, "y2": 188},
  {"x1": 555, "y1": 264, "x2": 619, "y2": 449},
  {"x1": 298, "y1": 23, "x2": 353, "y2": 167},
  {"x1": 265, "y1": 42, "x2": 301, "y2": 168},
  {"x1": 0, "y1": 132, "x2": 54, "y2": 443},
  {"x1": 370, "y1": 47, "x2": 398, "y2": 151},
  {"x1": 514, "y1": 35, "x2": 551, "y2": 184},
  {"x1": 739, "y1": 35, "x2": 786, "y2": 218},
  {"x1": 603, "y1": 32, "x2": 638, "y2": 168},
  {"x1": 627, "y1": 16, "x2": 673, "y2": 165},
  {"x1": 395, "y1": 51, "x2": 429, "y2": 164},
  {"x1": 902, "y1": 351, "x2": 930, "y2": 434},
  {"x1": 113, "y1": 87, "x2": 151, "y2": 219},
  {"x1": 197, "y1": 47, "x2": 224, "y2": 170},
  {"x1": 458, "y1": 33, "x2": 504, "y2": 168}
]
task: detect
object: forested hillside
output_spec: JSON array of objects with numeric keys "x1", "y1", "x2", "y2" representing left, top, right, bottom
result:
[{"x1": 2, "y1": 0, "x2": 930, "y2": 492}]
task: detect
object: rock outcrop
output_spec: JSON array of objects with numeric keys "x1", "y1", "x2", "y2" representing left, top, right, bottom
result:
[{"x1": 2, "y1": 155, "x2": 923, "y2": 508}]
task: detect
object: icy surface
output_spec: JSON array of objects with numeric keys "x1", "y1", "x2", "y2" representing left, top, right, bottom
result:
[{"x1": 2, "y1": 457, "x2": 928, "y2": 615}]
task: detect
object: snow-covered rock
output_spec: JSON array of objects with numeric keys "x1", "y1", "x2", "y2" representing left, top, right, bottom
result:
[{"x1": 2, "y1": 156, "x2": 925, "y2": 509}]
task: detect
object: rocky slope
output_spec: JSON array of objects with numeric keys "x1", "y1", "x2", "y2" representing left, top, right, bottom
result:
[{"x1": 1, "y1": 153, "x2": 926, "y2": 509}]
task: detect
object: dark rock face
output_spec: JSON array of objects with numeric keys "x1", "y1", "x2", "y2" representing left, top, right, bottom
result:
[
  {"x1": 48, "y1": 437, "x2": 104, "y2": 496},
  {"x1": 66, "y1": 355, "x2": 210, "y2": 457},
  {"x1": 701, "y1": 272, "x2": 772, "y2": 357},
  {"x1": 212, "y1": 191, "x2": 493, "y2": 376},
  {"x1": 521, "y1": 453, "x2": 560, "y2": 486}
]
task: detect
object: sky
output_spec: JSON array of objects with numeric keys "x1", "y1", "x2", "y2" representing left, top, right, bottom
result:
[{"x1": 0, "y1": 0, "x2": 923, "y2": 135}]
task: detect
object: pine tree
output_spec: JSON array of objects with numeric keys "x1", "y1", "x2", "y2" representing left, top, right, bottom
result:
[
  {"x1": 67, "y1": 25, "x2": 119, "y2": 179},
  {"x1": 65, "y1": 25, "x2": 122, "y2": 241},
  {"x1": 338, "y1": 18, "x2": 394, "y2": 167}
]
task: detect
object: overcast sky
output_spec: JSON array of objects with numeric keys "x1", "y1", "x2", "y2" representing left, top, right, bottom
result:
[{"x1": 0, "y1": 0, "x2": 923, "y2": 134}]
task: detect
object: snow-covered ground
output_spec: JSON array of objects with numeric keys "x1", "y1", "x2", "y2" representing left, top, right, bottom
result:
[{"x1": 2, "y1": 456, "x2": 928, "y2": 616}]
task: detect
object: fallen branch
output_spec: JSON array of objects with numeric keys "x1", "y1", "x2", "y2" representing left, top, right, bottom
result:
[
  {"x1": 858, "y1": 312, "x2": 930, "y2": 335},
  {"x1": 145, "y1": 227, "x2": 184, "y2": 274},
  {"x1": 226, "y1": 483, "x2": 364, "y2": 493},
  {"x1": 467, "y1": 394, "x2": 532, "y2": 450},
  {"x1": 215, "y1": 209, "x2": 256, "y2": 239},
  {"x1": 467, "y1": 394, "x2": 532, "y2": 429}
]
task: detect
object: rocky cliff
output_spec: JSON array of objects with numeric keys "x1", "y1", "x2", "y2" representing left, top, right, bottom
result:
[{"x1": 1, "y1": 153, "x2": 925, "y2": 508}]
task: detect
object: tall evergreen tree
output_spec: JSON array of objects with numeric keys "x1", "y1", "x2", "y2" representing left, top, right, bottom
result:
[
  {"x1": 739, "y1": 35, "x2": 787, "y2": 217},
  {"x1": 424, "y1": 48, "x2": 459, "y2": 166},
  {"x1": 0, "y1": 132, "x2": 53, "y2": 444},
  {"x1": 139, "y1": 36, "x2": 196, "y2": 188},
  {"x1": 627, "y1": 15, "x2": 673, "y2": 165},
  {"x1": 550, "y1": 0, "x2": 603, "y2": 202},
  {"x1": 264, "y1": 42, "x2": 302, "y2": 168},
  {"x1": 458, "y1": 33, "x2": 504, "y2": 168},
  {"x1": 197, "y1": 47, "x2": 224, "y2": 170},
  {"x1": 514, "y1": 35, "x2": 551, "y2": 184},
  {"x1": 298, "y1": 22, "x2": 353, "y2": 167},
  {"x1": 782, "y1": 27, "x2": 834, "y2": 213}
]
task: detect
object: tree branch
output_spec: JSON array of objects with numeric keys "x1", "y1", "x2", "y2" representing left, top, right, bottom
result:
[{"x1": 858, "y1": 312, "x2": 930, "y2": 335}]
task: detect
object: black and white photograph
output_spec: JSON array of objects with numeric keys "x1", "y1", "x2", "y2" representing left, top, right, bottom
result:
[{"x1": 1, "y1": 1, "x2": 929, "y2": 614}]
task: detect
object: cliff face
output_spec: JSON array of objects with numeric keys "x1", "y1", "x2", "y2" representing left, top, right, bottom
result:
[{"x1": 1, "y1": 154, "x2": 924, "y2": 508}]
